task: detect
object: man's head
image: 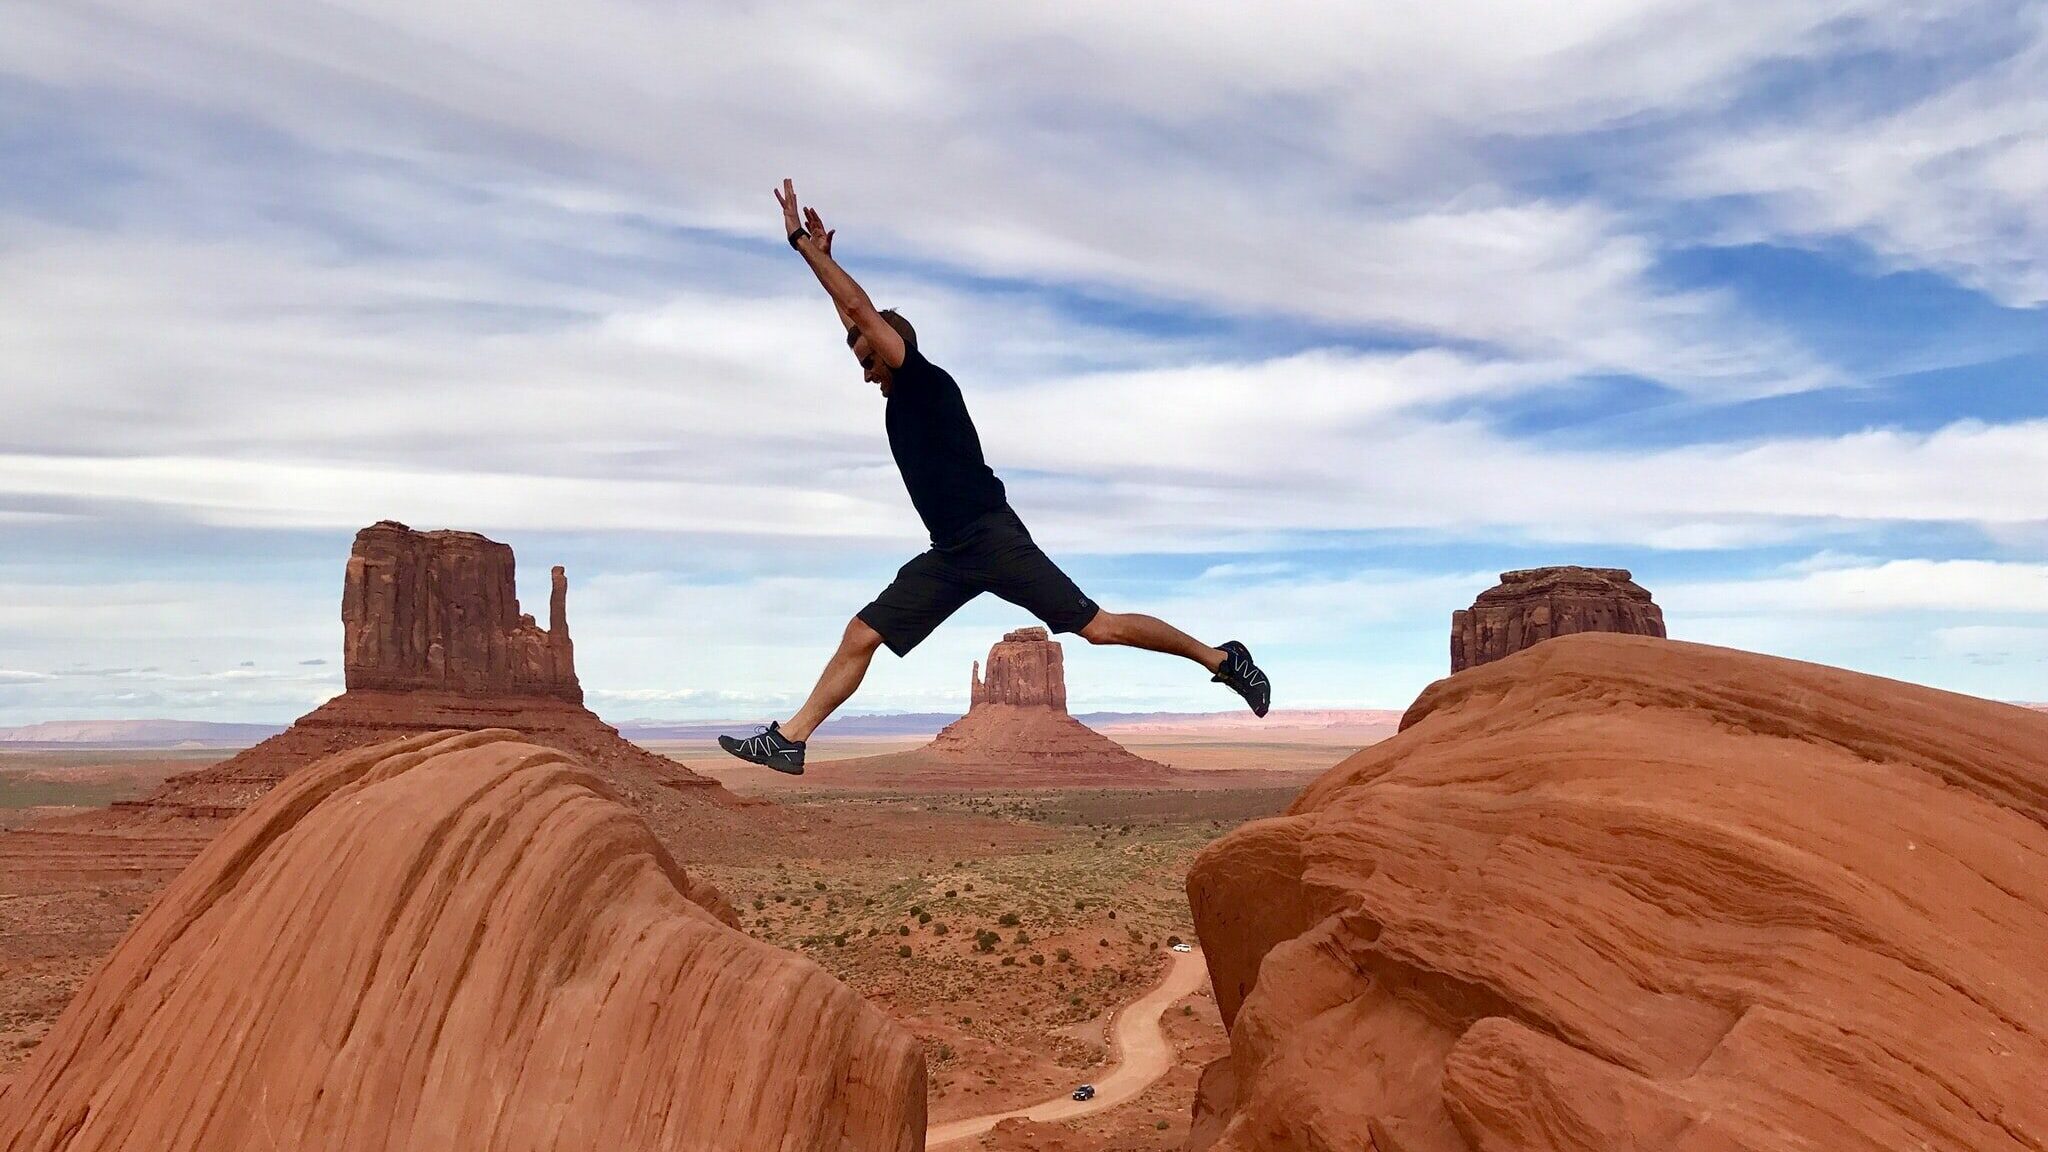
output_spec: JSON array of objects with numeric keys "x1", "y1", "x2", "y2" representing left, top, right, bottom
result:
[{"x1": 848, "y1": 309, "x2": 916, "y2": 395}]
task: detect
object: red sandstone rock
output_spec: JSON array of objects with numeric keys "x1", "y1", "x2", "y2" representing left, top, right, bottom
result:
[
  {"x1": 971, "y1": 627, "x2": 1067, "y2": 709},
  {"x1": 344, "y1": 520, "x2": 581, "y2": 702},
  {"x1": 1450, "y1": 566, "x2": 1664, "y2": 672},
  {"x1": 111, "y1": 522, "x2": 725, "y2": 824},
  {"x1": 831, "y1": 629, "x2": 1173, "y2": 787},
  {"x1": 0, "y1": 730, "x2": 924, "y2": 1152},
  {"x1": 1187, "y1": 634, "x2": 2048, "y2": 1152}
]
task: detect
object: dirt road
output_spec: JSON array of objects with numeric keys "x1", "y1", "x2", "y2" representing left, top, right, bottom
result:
[{"x1": 925, "y1": 947, "x2": 1209, "y2": 1147}]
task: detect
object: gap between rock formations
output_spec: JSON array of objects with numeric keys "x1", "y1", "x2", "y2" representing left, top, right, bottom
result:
[{"x1": 925, "y1": 947, "x2": 1210, "y2": 1147}]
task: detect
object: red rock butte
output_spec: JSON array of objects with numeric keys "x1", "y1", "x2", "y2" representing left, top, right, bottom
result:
[
  {"x1": 113, "y1": 520, "x2": 728, "y2": 822},
  {"x1": 1450, "y1": 564, "x2": 1666, "y2": 672},
  {"x1": 827, "y1": 627, "x2": 1175, "y2": 788},
  {"x1": 343, "y1": 520, "x2": 581, "y2": 701},
  {"x1": 1186, "y1": 633, "x2": 2048, "y2": 1152},
  {"x1": 0, "y1": 730, "x2": 925, "y2": 1152}
]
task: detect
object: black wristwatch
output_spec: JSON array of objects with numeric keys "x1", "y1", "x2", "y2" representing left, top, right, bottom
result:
[{"x1": 787, "y1": 227, "x2": 810, "y2": 250}]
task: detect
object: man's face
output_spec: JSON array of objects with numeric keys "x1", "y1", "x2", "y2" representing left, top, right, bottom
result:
[{"x1": 851, "y1": 332, "x2": 893, "y2": 396}]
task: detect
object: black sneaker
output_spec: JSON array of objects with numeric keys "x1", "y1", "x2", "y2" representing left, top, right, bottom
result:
[
  {"x1": 1210, "y1": 641, "x2": 1270, "y2": 717},
  {"x1": 717, "y1": 722, "x2": 806, "y2": 775}
]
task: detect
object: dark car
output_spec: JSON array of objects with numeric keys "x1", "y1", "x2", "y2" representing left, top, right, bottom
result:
[{"x1": 1071, "y1": 1084, "x2": 1096, "y2": 1102}]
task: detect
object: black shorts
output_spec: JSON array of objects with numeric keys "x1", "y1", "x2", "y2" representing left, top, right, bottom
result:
[{"x1": 857, "y1": 506, "x2": 1101, "y2": 657}]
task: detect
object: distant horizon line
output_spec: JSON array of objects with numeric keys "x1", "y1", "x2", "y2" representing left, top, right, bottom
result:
[{"x1": 0, "y1": 707, "x2": 1412, "y2": 747}]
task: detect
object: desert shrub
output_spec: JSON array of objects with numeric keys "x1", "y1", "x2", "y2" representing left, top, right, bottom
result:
[
  {"x1": 975, "y1": 930, "x2": 1000, "y2": 953},
  {"x1": 1056, "y1": 948, "x2": 1072, "y2": 963},
  {"x1": 834, "y1": 933, "x2": 847, "y2": 948},
  {"x1": 998, "y1": 912, "x2": 1020, "y2": 927},
  {"x1": 897, "y1": 925, "x2": 911, "y2": 936},
  {"x1": 945, "y1": 889, "x2": 958, "y2": 898},
  {"x1": 1098, "y1": 938, "x2": 1109, "y2": 947},
  {"x1": 774, "y1": 893, "x2": 786, "y2": 903},
  {"x1": 1167, "y1": 934, "x2": 1183, "y2": 947},
  {"x1": 1068, "y1": 995, "x2": 1082, "y2": 1007},
  {"x1": 866, "y1": 927, "x2": 878, "y2": 936},
  {"x1": 1013, "y1": 930, "x2": 1031, "y2": 944},
  {"x1": 917, "y1": 911, "x2": 932, "y2": 925},
  {"x1": 1000, "y1": 956, "x2": 1016, "y2": 966},
  {"x1": 751, "y1": 897, "x2": 764, "y2": 910},
  {"x1": 909, "y1": 904, "x2": 925, "y2": 917},
  {"x1": 1029, "y1": 953, "x2": 1045, "y2": 966},
  {"x1": 813, "y1": 881, "x2": 826, "y2": 891},
  {"x1": 898, "y1": 944, "x2": 912, "y2": 958},
  {"x1": 1074, "y1": 898, "x2": 1086, "y2": 910},
  {"x1": 965, "y1": 883, "x2": 975, "y2": 891},
  {"x1": 1156, "y1": 1120, "x2": 1170, "y2": 1131},
  {"x1": 933, "y1": 922, "x2": 949, "y2": 936}
]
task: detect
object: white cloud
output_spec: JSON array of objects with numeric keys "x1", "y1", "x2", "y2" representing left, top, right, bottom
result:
[
  {"x1": 1673, "y1": 8, "x2": 2048, "y2": 304},
  {"x1": 1666, "y1": 558, "x2": 2048, "y2": 615},
  {"x1": 0, "y1": 0, "x2": 1878, "y2": 394}
]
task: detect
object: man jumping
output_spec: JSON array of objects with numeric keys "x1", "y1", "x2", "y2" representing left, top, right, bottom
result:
[{"x1": 718, "y1": 180, "x2": 1269, "y2": 775}]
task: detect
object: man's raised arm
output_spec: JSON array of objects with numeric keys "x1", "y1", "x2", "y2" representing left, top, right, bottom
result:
[{"x1": 775, "y1": 179, "x2": 906, "y2": 369}]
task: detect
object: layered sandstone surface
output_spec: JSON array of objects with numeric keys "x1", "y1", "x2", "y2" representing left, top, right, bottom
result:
[
  {"x1": 1187, "y1": 634, "x2": 2048, "y2": 1152},
  {"x1": 0, "y1": 730, "x2": 924, "y2": 1152},
  {"x1": 829, "y1": 628, "x2": 1173, "y2": 788},
  {"x1": 1450, "y1": 565, "x2": 1664, "y2": 672}
]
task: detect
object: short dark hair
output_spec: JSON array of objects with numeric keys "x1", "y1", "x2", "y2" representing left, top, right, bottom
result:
[{"x1": 846, "y1": 309, "x2": 917, "y2": 352}]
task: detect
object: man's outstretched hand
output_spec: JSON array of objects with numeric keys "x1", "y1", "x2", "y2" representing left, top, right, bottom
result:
[
  {"x1": 774, "y1": 179, "x2": 833, "y2": 253},
  {"x1": 803, "y1": 206, "x2": 834, "y2": 255}
]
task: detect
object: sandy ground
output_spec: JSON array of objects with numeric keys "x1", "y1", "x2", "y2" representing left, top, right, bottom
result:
[
  {"x1": 673, "y1": 727, "x2": 1371, "y2": 796},
  {"x1": 928, "y1": 947, "x2": 1209, "y2": 1146}
]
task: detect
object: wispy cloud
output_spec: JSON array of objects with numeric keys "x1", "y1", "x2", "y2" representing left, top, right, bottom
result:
[{"x1": 0, "y1": 0, "x2": 2042, "y2": 721}]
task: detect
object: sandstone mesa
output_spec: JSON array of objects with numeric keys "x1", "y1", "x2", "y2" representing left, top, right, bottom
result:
[
  {"x1": 0, "y1": 730, "x2": 925, "y2": 1152},
  {"x1": 113, "y1": 520, "x2": 731, "y2": 824},
  {"x1": 826, "y1": 627, "x2": 1176, "y2": 788},
  {"x1": 1450, "y1": 565, "x2": 1666, "y2": 673},
  {"x1": 1187, "y1": 633, "x2": 2048, "y2": 1151}
]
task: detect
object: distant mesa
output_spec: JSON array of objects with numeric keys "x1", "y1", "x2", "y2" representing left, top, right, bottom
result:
[
  {"x1": 1450, "y1": 565, "x2": 1665, "y2": 673},
  {"x1": 969, "y1": 625, "x2": 1068, "y2": 709},
  {"x1": 823, "y1": 627, "x2": 1175, "y2": 788},
  {"x1": 343, "y1": 519, "x2": 581, "y2": 701},
  {"x1": 1186, "y1": 634, "x2": 2048, "y2": 1151},
  {"x1": 0, "y1": 730, "x2": 925, "y2": 1151},
  {"x1": 113, "y1": 520, "x2": 730, "y2": 822}
]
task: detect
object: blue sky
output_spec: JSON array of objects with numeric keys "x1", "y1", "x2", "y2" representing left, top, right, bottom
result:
[{"x1": 2, "y1": 1, "x2": 2045, "y2": 724}]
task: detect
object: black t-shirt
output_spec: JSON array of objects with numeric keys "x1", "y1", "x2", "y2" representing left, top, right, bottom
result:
[{"x1": 885, "y1": 345, "x2": 1009, "y2": 544}]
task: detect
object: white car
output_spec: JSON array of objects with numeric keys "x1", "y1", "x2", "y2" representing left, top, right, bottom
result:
[{"x1": 1171, "y1": 942, "x2": 1192, "y2": 953}]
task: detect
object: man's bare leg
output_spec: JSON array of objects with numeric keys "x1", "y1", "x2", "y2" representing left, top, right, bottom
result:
[
  {"x1": 1078, "y1": 610, "x2": 1226, "y2": 672},
  {"x1": 781, "y1": 616, "x2": 886, "y2": 743}
]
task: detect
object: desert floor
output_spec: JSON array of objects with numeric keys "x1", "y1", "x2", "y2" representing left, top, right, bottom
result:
[{"x1": 0, "y1": 726, "x2": 1376, "y2": 1149}]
